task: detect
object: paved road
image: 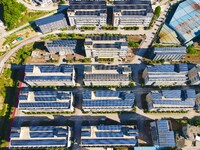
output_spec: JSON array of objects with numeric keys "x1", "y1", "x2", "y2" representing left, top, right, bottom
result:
[{"x1": 17, "y1": 0, "x2": 60, "y2": 11}]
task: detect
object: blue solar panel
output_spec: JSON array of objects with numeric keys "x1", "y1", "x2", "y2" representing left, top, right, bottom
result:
[
  {"x1": 35, "y1": 97, "x2": 57, "y2": 101},
  {"x1": 30, "y1": 132, "x2": 54, "y2": 138},
  {"x1": 39, "y1": 66, "x2": 61, "y2": 73},
  {"x1": 83, "y1": 100, "x2": 134, "y2": 107},
  {"x1": 97, "y1": 125, "x2": 122, "y2": 130},
  {"x1": 34, "y1": 91, "x2": 57, "y2": 96},
  {"x1": 30, "y1": 126, "x2": 54, "y2": 131},
  {"x1": 81, "y1": 131, "x2": 91, "y2": 137},
  {"x1": 96, "y1": 132, "x2": 124, "y2": 137},
  {"x1": 35, "y1": 13, "x2": 66, "y2": 26},
  {"x1": 95, "y1": 91, "x2": 119, "y2": 97},
  {"x1": 25, "y1": 76, "x2": 72, "y2": 81},
  {"x1": 19, "y1": 102, "x2": 69, "y2": 108},
  {"x1": 82, "y1": 139, "x2": 137, "y2": 145},
  {"x1": 11, "y1": 139, "x2": 66, "y2": 146},
  {"x1": 18, "y1": 95, "x2": 28, "y2": 101},
  {"x1": 25, "y1": 65, "x2": 34, "y2": 73},
  {"x1": 10, "y1": 132, "x2": 20, "y2": 138}
]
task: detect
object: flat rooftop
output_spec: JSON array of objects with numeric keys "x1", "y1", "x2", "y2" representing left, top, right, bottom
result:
[
  {"x1": 18, "y1": 88, "x2": 73, "y2": 110},
  {"x1": 81, "y1": 125, "x2": 138, "y2": 146},
  {"x1": 154, "y1": 47, "x2": 186, "y2": 54},
  {"x1": 10, "y1": 126, "x2": 69, "y2": 147}
]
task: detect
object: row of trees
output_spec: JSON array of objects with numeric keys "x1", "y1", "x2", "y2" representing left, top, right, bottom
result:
[{"x1": 0, "y1": 0, "x2": 26, "y2": 30}]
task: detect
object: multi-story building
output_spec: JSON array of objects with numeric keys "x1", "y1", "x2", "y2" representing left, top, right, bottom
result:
[
  {"x1": 113, "y1": 0, "x2": 153, "y2": 27},
  {"x1": 18, "y1": 88, "x2": 74, "y2": 113},
  {"x1": 84, "y1": 36, "x2": 128, "y2": 58},
  {"x1": 35, "y1": 13, "x2": 67, "y2": 33},
  {"x1": 152, "y1": 47, "x2": 186, "y2": 61},
  {"x1": 83, "y1": 64, "x2": 132, "y2": 86},
  {"x1": 9, "y1": 126, "x2": 71, "y2": 149},
  {"x1": 150, "y1": 120, "x2": 176, "y2": 147},
  {"x1": 82, "y1": 90, "x2": 135, "y2": 112},
  {"x1": 24, "y1": 65, "x2": 75, "y2": 86},
  {"x1": 67, "y1": 0, "x2": 107, "y2": 27},
  {"x1": 80, "y1": 125, "x2": 138, "y2": 147},
  {"x1": 45, "y1": 40, "x2": 77, "y2": 55},
  {"x1": 146, "y1": 89, "x2": 196, "y2": 111},
  {"x1": 188, "y1": 65, "x2": 200, "y2": 85},
  {"x1": 142, "y1": 64, "x2": 188, "y2": 86}
]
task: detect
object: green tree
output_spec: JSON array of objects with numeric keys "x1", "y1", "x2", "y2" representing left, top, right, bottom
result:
[
  {"x1": 154, "y1": 6, "x2": 161, "y2": 17},
  {"x1": 0, "y1": 0, "x2": 26, "y2": 30}
]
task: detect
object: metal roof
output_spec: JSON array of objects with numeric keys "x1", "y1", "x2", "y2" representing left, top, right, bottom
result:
[{"x1": 35, "y1": 13, "x2": 66, "y2": 26}]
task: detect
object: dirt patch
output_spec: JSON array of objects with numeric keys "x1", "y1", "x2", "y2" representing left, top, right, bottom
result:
[{"x1": 183, "y1": 54, "x2": 200, "y2": 64}]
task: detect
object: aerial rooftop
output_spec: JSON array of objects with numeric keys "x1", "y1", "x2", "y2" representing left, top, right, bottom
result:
[
  {"x1": 9, "y1": 126, "x2": 71, "y2": 148},
  {"x1": 81, "y1": 125, "x2": 138, "y2": 146},
  {"x1": 18, "y1": 88, "x2": 74, "y2": 112},
  {"x1": 35, "y1": 13, "x2": 66, "y2": 26},
  {"x1": 82, "y1": 90, "x2": 135, "y2": 112},
  {"x1": 153, "y1": 47, "x2": 186, "y2": 54},
  {"x1": 150, "y1": 120, "x2": 176, "y2": 147},
  {"x1": 169, "y1": 0, "x2": 200, "y2": 44}
]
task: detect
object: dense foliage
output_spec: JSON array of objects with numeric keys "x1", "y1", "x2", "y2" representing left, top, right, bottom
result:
[
  {"x1": 154, "y1": 6, "x2": 161, "y2": 17},
  {"x1": 0, "y1": 0, "x2": 26, "y2": 30}
]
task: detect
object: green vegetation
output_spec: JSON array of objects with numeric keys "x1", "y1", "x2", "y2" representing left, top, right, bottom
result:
[
  {"x1": 81, "y1": 26, "x2": 96, "y2": 30},
  {"x1": 66, "y1": 58, "x2": 91, "y2": 63},
  {"x1": 98, "y1": 58, "x2": 114, "y2": 62},
  {"x1": 0, "y1": 69, "x2": 22, "y2": 148},
  {"x1": 47, "y1": 59, "x2": 59, "y2": 63},
  {"x1": 60, "y1": 27, "x2": 68, "y2": 31},
  {"x1": 143, "y1": 58, "x2": 165, "y2": 64},
  {"x1": 186, "y1": 45, "x2": 199, "y2": 54},
  {"x1": 154, "y1": 6, "x2": 161, "y2": 18},
  {"x1": 124, "y1": 27, "x2": 139, "y2": 30},
  {"x1": 0, "y1": 0, "x2": 52, "y2": 30},
  {"x1": 145, "y1": 6, "x2": 161, "y2": 30},
  {"x1": 10, "y1": 43, "x2": 34, "y2": 64},
  {"x1": 3, "y1": 33, "x2": 18, "y2": 46},
  {"x1": 128, "y1": 41, "x2": 140, "y2": 48},
  {"x1": 102, "y1": 26, "x2": 118, "y2": 30},
  {"x1": 0, "y1": 0, "x2": 26, "y2": 30}
]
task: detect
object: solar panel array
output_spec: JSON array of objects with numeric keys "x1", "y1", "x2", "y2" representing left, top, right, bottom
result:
[
  {"x1": 154, "y1": 47, "x2": 187, "y2": 54},
  {"x1": 95, "y1": 90, "x2": 120, "y2": 97},
  {"x1": 19, "y1": 102, "x2": 69, "y2": 108},
  {"x1": 122, "y1": 10, "x2": 146, "y2": 16},
  {"x1": 151, "y1": 120, "x2": 176, "y2": 147},
  {"x1": 97, "y1": 125, "x2": 122, "y2": 130},
  {"x1": 35, "y1": 13, "x2": 66, "y2": 26},
  {"x1": 94, "y1": 65, "x2": 118, "y2": 70},
  {"x1": 10, "y1": 126, "x2": 68, "y2": 147},
  {"x1": 84, "y1": 74, "x2": 129, "y2": 81},
  {"x1": 83, "y1": 100, "x2": 134, "y2": 107},
  {"x1": 25, "y1": 65, "x2": 34, "y2": 73},
  {"x1": 93, "y1": 44, "x2": 119, "y2": 49},
  {"x1": 25, "y1": 76, "x2": 72, "y2": 81},
  {"x1": 82, "y1": 139, "x2": 137, "y2": 145},
  {"x1": 96, "y1": 132, "x2": 124, "y2": 137}
]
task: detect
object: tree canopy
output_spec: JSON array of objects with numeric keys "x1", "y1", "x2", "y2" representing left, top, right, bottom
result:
[
  {"x1": 0, "y1": 0, "x2": 26, "y2": 30},
  {"x1": 154, "y1": 6, "x2": 161, "y2": 18}
]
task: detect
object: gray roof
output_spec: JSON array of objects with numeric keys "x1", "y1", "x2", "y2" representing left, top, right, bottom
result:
[
  {"x1": 154, "y1": 47, "x2": 186, "y2": 54},
  {"x1": 35, "y1": 13, "x2": 66, "y2": 26}
]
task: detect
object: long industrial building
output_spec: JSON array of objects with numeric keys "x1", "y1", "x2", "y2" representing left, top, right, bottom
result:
[
  {"x1": 169, "y1": 0, "x2": 200, "y2": 45},
  {"x1": 35, "y1": 13, "x2": 68, "y2": 34},
  {"x1": 45, "y1": 40, "x2": 77, "y2": 55},
  {"x1": 82, "y1": 90, "x2": 135, "y2": 112},
  {"x1": 152, "y1": 47, "x2": 186, "y2": 61},
  {"x1": 24, "y1": 65, "x2": 75, "y2": 87},
  {"x1": 142, "y1": 64, "x2": 188, "y2": 86},
  {"x1": 80, "y1": 125, "x2": 138, "y2": 147},
  {"x1": 84, "y1": 36, "x2": 128, "y2": 58},
  {"x1": 18, "y1": 88, "x2": 74, "y2": 113},
  {"x1": 9, "y1": 126, "x2": 72, "y2": 148},
  {"x1": 67, "y1": 0, "x2": 107, "y2": 27},
  {"x1": 188, "y1": 65, "x2": 200, "y2": 85},
  {"x1": 113, "y1": 0, "x2": 153, "y2": 27},
  {"x1": 83, "y1": 64, "x2": 132, "y2": 86},
  {"x1": 150, "y1": 120, "x2": 176, "y2": 147},
  {"x1": 146, "y1": 89, "x2": 196, "y2": 111}
]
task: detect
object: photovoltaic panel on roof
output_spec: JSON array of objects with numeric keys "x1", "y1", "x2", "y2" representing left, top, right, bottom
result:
[
  {"x1": 35, "y1": 13, "x2": 66, "y2": 26},
  {"x1": 34, "y1": 91, "x2": 57, "y2": 96},
  {"x1": 39, "y1": 66, "x2": 61, "y2": 73},
  {"x1": 96, "y1": 132, "x2": 124, "y2": 137},
  {"x1": 97, "y1": 125, "x2": 122, "y2": 130},
  {"x1": 81, "y1": 131, "x2": 91, "y2": 136},
  {"x1": 82, "y1": 139, "x2": 137, "y2": 145},
  {"x1": 95, "y1": 90, "x2": 119, "y2": 97},
  {"x1": 122, "y1": 11, "x2": 146, "y2": 15},
  {"x1": 93, "y1": 44, "x2": 119, "y2": 49},
  {"x1": 19, "y1": 102, "x2": 69, "y2": 108},
  {"x1": 10, "y1": 132, "x2": 20, "y2": 138},
  {"x1": 94, "y1": 65, "x2": 118, "y2": 70},
  {"x1": 25, "y1": 76, "x2": 72, "y2": 81},
  {"x1": 30, "y1": 126, "x2": 54, "y2": 131},
  {"x1": 83, "y1": 100, "x2": 134, "y2": 107},
  {"x1": 35, "y1": 97, "x2": 57, "y2": 101},
  {"x1": 25, "y1": 65, "x2": 34, "y2": 73},
  {"x1": 30, "y1": 132, "x2": 54, "y2": 138},
  {"x1": 11, "y1": 139, "x2": 66, "y2": 146}
]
